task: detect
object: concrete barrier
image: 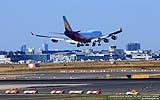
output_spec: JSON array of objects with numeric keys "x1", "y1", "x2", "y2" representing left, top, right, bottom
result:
[
  {"x1": 50, "y1": 90, "x2": 64, "y2": 94},
  {"x1": 5, "y1": 89, "x2": 19, "y2": 94},
  {"x1": 23, "y1": 90, "x2": 38, "y2": 94},
  {"x1": 69, "y1": 90, "x2": 83, "y2": 94},
  {"x1": 86, "y1": 90, "x2": 101, "y2": 94}
]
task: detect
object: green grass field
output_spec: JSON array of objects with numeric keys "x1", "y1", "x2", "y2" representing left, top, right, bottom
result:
[{"x1": 1, "y1": 94, "x2": 159, "y2": 100}]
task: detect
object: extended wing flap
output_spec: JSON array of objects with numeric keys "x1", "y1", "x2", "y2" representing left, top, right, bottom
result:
[
  {"x1": 51, "y1": 37, "x2": 78, "y2": 44},
  {"x1": 65, "y1": 39, "x2": 78, "y2": 44}
]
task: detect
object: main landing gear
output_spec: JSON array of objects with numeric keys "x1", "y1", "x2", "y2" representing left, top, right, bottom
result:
[
  {"x1": 98, "y1": 43, "x2": 101, "y2": 46},
  {"x1": 92, "y1": 42, "x2": 101, "y2": 46},
  {"x1": 77, "y1": 43, "x2": 84, "y2": 47},
  {"x1": 92, "y1": 42, "x2": 96, "y2": 46},
  {"x1": 77, "y1": 42, "x2": 101, "y2": 47},
  {"x1": 85, "y1": 44, "x2": 89, "y2": 46}
]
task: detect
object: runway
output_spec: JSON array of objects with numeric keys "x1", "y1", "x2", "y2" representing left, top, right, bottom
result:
[
  {"x1": 0, "y1": 79, "x2": 160, "y2": 94},
  {"x1": 1, "y1": 71, "x2": 160, "y2": 80}
]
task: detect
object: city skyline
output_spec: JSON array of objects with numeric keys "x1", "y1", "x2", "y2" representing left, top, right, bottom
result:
[
  {"x1": 1, "y1": 42, "x2": 144, "y2": 52},
  {"x1": 0, "y1": 0, "x2": 160, "y2": 50}
]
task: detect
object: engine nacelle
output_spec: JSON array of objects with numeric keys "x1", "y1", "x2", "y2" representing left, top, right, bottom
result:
[
  {"x1": 51, "y1": 39, "x2": 58, "y2": 43},
  {"x1": 103, "y1": 39, "x2": 109, "y2": 43},
  {"x1": 111, "y1": 36, "x2": 117, "y2": 40}
]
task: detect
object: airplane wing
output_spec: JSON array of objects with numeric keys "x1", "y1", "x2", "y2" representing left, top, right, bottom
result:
[
  {"x1": 31, "y1": 32, "x2": 52, "y2": 38},
  {"x1": 31, "y1": 32, "x2": 78, "y2": 44},
  {"x1": 101, "y1": 28, "x2": 122, "y2": 39},
  {"x1": 91, "y1": 28, "x2": 122, "y2": 42}
]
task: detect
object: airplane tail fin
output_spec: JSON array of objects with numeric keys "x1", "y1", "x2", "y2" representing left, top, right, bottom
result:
[{"x1": 63, "y1": 16, "x2": 72, "y2": 32}]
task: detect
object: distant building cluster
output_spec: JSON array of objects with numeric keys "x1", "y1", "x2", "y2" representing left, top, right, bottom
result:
[
  {"x1": 0, "y1": 42, "x2": 160, "y2": 64},
  {"x1": 126, "y1": 43, "x2": 140, "y2": 51}
]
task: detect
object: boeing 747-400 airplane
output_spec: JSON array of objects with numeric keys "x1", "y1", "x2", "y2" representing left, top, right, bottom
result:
[{"x1": 31, "y1": 16, "x2": 122, "y2": 47}]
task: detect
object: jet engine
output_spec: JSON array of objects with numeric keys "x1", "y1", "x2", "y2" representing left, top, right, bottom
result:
[
  {"x1": 111, "y1": 35, "x2": 117, "y2": 40},
  {"x1": 51, "y1": 39, "x2": 58, "y2": 43},
  {"x1": 103, "y1": 39, "x2": 109, "y2": 43}
]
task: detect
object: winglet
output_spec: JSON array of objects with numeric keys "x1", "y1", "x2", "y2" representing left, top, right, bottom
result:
[
  {"x1": 119, "y1": 27, "x2": 122, "y2": 32},
  {"x1": 31, "y1": 32, "x2": 35, "y2": 35}
]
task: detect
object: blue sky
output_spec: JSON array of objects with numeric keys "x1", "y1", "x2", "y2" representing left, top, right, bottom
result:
[{"x1": 0, "y1": 0, "x2": 160, "y2": 51}]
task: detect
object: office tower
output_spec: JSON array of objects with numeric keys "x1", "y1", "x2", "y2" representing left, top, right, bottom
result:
[
  {"x1": 42, "y1": 43, "x2": 48, "y2": 51},
  {"x1": 21, "y1": 44, "x2": 27, "y2": 52}
]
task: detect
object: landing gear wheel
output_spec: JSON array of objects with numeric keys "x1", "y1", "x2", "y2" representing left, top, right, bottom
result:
[
  {"x1": 92, "y1": 42, "x2": 96, "y2": 46},
  {"x1": 77, "y1": 43, "x2": 80, "y2": 47},
  {"x1": 80, "y1": 44, "x2": 84, "y2": 46},
  {"x1": 98, "y1": 43, "x2": 101, "y2": 46},
  {"x1": 85, "y1": 44, "x2": 89, "y2": 46}
]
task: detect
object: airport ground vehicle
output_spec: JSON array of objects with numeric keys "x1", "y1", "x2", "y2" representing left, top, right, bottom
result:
[{"x1": 126, "y1": 90, "x2": 139, "y2": 96}]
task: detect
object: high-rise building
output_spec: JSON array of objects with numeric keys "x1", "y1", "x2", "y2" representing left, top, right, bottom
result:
[
  {"x1": 42, "y1": 43, "x2": 48, "y2": 51},
  {"x1": 126, "y1": 43, "x2": 140, "y2": 51},
  {"x1": 21, "y1": 44, "x2": 27, "y2": 52},
  {"x1": 27, "y1": 48, "x2": 35, "y2": 54}
]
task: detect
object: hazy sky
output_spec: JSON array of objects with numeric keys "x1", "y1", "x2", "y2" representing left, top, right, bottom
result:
[{"x1": 0, "y1": 0, "x2": 160, "y2": 51}]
